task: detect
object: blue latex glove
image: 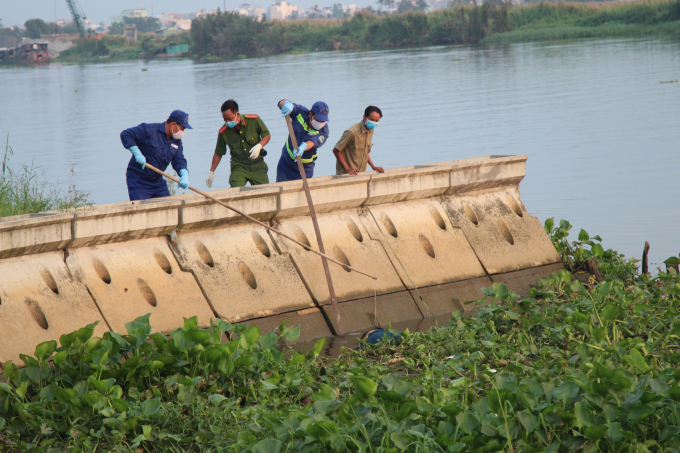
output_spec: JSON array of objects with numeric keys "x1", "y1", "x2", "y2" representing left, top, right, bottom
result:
[
  {"x1": 129, "y1": 146, "x2": 146, "y2": 169},
  {"x1": 178, "y1": 169, "x2": 190, "y2": 189},
  {"x1": 280, "y1": 101, "x2": 293, "y2": 117},
  {"x1": 292, "y1": 141, "x2": 307, "y2": 159}
]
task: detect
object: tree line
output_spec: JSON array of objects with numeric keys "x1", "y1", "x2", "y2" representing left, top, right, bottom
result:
[{"x1": 191, "y1": 4, "x2": 511, "y2": 59}]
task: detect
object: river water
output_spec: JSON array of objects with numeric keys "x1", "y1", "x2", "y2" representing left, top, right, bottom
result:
[{"x1": 1, "y1": 37, "x2": 679, "y2": 269}]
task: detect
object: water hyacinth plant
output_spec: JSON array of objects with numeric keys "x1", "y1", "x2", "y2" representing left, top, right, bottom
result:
[{"x1": 1, "y1": 218, "x2": 680, "y2": 452}]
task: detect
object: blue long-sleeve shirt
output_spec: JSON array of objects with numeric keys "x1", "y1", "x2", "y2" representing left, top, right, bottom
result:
[
  {"x1": 280, "y1": 103, "x2": 329, "y2": 167},
  {"x1": 121, "y1": 122, "x2": 188, "y2": 182}
]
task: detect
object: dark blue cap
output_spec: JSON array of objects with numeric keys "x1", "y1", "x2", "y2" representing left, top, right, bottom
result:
[
  {"x1": 168, "y1": 109, "x2": 193, "y2": 129},
  {"x1": 311, "y1": 101, "x2": 329, "y2": 122}
]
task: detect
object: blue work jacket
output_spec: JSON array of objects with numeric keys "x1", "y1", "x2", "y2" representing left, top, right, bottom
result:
[
  {"x1": 280, "y1": 103, "x2": 329, "y2": 168},
  {"x1": 120, "y1": 122, "x2": 188, "y2": 183}
]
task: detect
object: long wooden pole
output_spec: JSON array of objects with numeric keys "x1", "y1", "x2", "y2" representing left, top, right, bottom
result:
[
  {"x1": 284, "y1": 115, "x2": 345, "y2": 336},
  {"x1": 144, "y1": 163, "x2": 377, "y2": 281}
]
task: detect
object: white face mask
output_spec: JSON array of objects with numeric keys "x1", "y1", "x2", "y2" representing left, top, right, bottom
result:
[
  {"x1": 311, "y1": 119, "x2": 326, "y2": 130},
  {"x1": 172, "y1": 123, "x2": 185, "y2": 140}
]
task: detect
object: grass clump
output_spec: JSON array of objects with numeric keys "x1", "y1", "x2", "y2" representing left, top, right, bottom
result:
[
  {"x1": 0, "y1": 136, "x2": 92, "y2": 217},
  {"x1": 2, "y1": 220, "x2": 680, "y2": 452}
]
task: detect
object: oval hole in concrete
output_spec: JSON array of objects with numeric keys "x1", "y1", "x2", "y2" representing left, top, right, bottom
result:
[
  {"x1": 462, "y1": 202, "x2": 479, "y2": 226},
  {"x1": 346, "y1": 218, "x2": 363, "y2": 242},
  {"x1": 137, "y1": 278, "x2": 157, "y2": 307},
  {"x1": 429, "y1": 207, "x2": 446, "y2": 230},
  {"x1": 381, "y1": 214, "x2": 398, "y2": 238},
  {"x1": 92, "y1": 258, "x2": 112, "y2": 284},
  {"x1": 24, "y1": 297, "x2": 48, "y2": 330},
  {"x1": 497, "y1": 220, "x2": 515, "y2": 245},
  {"x1": 506, "y1": 194, "x2": 523, "y2": 218},
  {"x1": 239, "y1": 262, "x2": 258, "y2": 289},
  {"x1": 196, "y1": 241, "x2": 214, "y2": 267},
  {"x1": 153, "y1": 248, "x2": 172, "y2": 274},
  {"x1": 419, "y1": 234, "x2": 436, "y2": 258},
  {"x1": 333, "y1": 245, "x2": 352, "y2": 272},
  {"x1": 38, "y1": 264, "x2": 59, "y2": 294},
  {"x1": 294, "y1": 227, "x2": 312, "y2": 251},
  {"x1": 252, "y1": 231, "x2": 271, "y2": 257}
]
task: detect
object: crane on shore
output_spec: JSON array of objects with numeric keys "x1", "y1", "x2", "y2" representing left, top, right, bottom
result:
[{"x1": 65, "y1": 0, "x2": 89, "y2": 37}]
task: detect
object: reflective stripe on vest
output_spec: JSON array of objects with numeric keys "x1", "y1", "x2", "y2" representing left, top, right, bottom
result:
[{"x1": 286, "y1": 113, "x2": 319, "y2": 163}]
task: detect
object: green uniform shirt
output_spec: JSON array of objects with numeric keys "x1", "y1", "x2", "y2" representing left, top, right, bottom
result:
[{"x1": 215, "y1": 114, "x2": 270, "y2": 164}]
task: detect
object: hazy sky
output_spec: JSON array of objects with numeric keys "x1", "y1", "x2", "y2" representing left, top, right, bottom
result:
[{"x1": 2, "y1": 0, "x2": 374, "y2": 27}]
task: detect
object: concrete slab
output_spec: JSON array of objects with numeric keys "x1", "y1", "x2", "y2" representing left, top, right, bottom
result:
[
  {"x1": 242, "y1": 307, "x2": 332, "y2": 345},
  {"x1": 173, "y1": 186, "x2": 281, "y2": 231},
  {"x1": 321, "y1": 291, "x2": 423, "y2": 335},
  {"x1": 0, "y1": 213, "x2": 73, "y2": 259},
  {"x1": 270, "y1": 209, "x2": 407, "y2": 305},
  {"x1": 409, "y1": 276, "x2": 494, "y2": 317},
  {"x1": 364, "y1": 165, "x2": 452, "y2": 205},
  {"x1": 491, "y1": 262, "x2": 565, "y2": 297},
  {"x1": 271, "y1": 175, "x2": 370, "y2": 218},
  {"x1": 358, "y1": 199, "x2": 487, "y2": 289},
  {"x1": 0, "y1": 251, "x2": 107, "y2": 365},
  {"x1": 446, "y1": 155, "x2": 528, "y2": 195},
  {"x1": 439, "y1": 187, "x2": 561, "y2": 275},
  {"x1": 70, "y1": 200, "x2": 181, "y2": 248},
  {"x1": 65, "y1": 237, "x2": 215, "y2": 333},
  {"x1": 170, "y1": 225, "x2": 316, "y2": 322}
]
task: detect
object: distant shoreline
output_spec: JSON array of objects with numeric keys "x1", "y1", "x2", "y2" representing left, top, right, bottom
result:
[{"x1": 43, "y1": 0, "x2": 680, "y2": 64}]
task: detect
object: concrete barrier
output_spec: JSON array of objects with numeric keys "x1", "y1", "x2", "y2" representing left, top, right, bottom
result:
[
  {"x1": 69, "y1": 199, "x2": 182, "y2": 248},
  {"x1": 168, "y1": 186, "x2": 317, "y2": 323},
  {"x1": 439, "y1": 187, "x2": 561, "y2": 275},
  {"x1": 0, "y1": 213, "x2": 73, "y2": 259},
  {"x1": 268, "y1": 174, "x2": 424, "y2": 331},
  {"x1": 65, "y1": 237, "x2": 215, "y2": 332},
  {"x1": 0, "y1": 251, "x2": 107, "y2": 364},
  {"x1": 0, "y1": 155, "x2": 564, "y2": 365}
]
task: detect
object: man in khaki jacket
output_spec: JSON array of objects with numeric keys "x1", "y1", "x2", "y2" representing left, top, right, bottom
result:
[{"x1": 333, "y1": 106, "x2": 385, "y2": 175}]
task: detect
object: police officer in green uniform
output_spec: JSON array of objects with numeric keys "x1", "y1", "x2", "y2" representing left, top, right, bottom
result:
[{"x1": 206, "y1": 99, "x2": 271, "y2": 188}]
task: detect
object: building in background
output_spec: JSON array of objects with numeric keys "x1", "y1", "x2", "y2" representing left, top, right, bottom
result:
[
  {"x1": 237, "y1": 3, "x2": 267, "y2": 20},
  {"x1": 268, "y1": 1, "x2": 299, "y2": 20},
  {"x1": 123, "y1": 25, "x2": 137, "y2": 40},
  {"x1": 111, "y1": 9, "x2": 148, "y2": 24},
  {"x1": 196, "y1": 8, "x2": 220, "y2": 17},
  {"x1": 157, "y1": 13, "x2": 193, "y2": 30}
]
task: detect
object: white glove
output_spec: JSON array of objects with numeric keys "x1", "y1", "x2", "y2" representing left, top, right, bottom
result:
[
  {"x1": 206, "y1": 171, "x2": 214, "y2": 188},
  {"x1": 249, "y1": 143, "x2": 262, "y2": 160}
]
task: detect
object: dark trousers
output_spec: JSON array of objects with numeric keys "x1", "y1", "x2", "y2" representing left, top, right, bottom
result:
[
  {"x1": 276, "y1": 153, "x2": 315, "y2": 182},
  {"x1": 127, "y1": 176, "x2": 170, "y2": 201}
]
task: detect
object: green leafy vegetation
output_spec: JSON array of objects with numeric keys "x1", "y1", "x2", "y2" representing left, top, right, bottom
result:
[
  {"x1": 0, "y1": 136, "x2": 92, "y2": 217},
  {"x1": 23, "y1": 19, "x2": 50, "y2": 39},
  {"x1": 2, "y1": 219, "x2": 680, "y2": 452},
  {"x1": 54, "y1": 0, "x2": 680, "y2": 63},
  {"x1": 190, "y1": 0, "x2": 680, "y2": 60}
]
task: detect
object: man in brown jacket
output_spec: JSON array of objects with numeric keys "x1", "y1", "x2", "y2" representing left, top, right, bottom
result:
[{"x1": 333, "y1": 106, "x2": 385, "y2": 175}]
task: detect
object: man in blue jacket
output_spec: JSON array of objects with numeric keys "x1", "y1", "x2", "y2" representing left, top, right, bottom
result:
[
  {"x1": 276, "y1": 99, "x2": 329, "y2": 182},
  {"x1": 120, "y1": 110, "x2": 192, "y2": 201}
]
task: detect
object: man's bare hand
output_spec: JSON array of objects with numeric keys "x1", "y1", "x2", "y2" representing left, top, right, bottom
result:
[
  {"x1": 347, "y1": 168, "x2": 359, "y2": 175},
  {"x1": 373, "y1": 167, "x2": 385, "y2": 173}
]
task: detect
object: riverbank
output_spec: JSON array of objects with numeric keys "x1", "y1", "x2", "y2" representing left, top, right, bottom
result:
[
  {"x1": 0, "y1": 138, "x2": 91, "y2": 217},
  {"x1": 2, "y1": 220, "x2": 679, "y2": 451},
  {"x1": 191, "y1": 0, "x2": 680, "y2": 59},
  {"x1": 55, "y1": 32, "x2": 191, "y2": 63},
  {"x1": 51, "y1": 0, "x2": 680, "y2": 64}
]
